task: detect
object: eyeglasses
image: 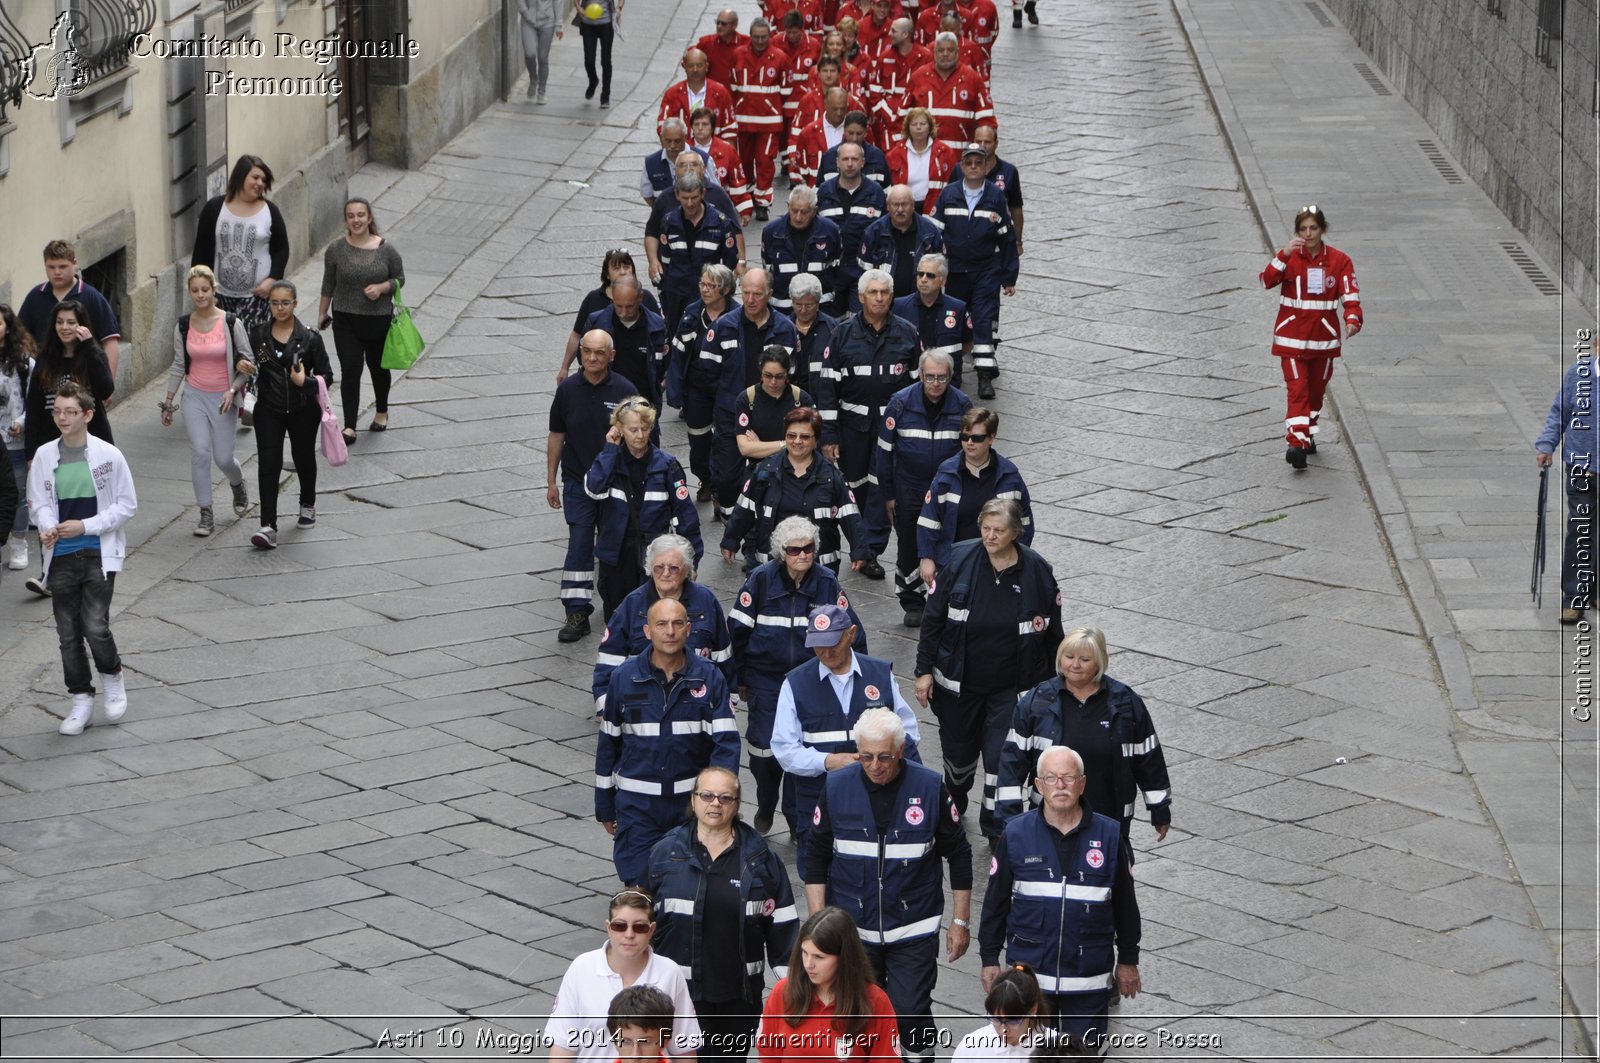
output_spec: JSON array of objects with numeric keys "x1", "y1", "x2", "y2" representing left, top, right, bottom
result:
[
  {"x1": 267, "y1": 300, "x2": 295, "y2": 308},
  {"x1": 988, "y1": 1015, "x2": 1028, "y2": 1028},
  {"x1": 1038, "y1": 772, "x2": 1081, "y2": 788},
  {"x1": 959, "y1": 432, "x2": 991, "y2": 443},
  {"x1": 609, "y1": 919, "x2": 654, "y2": 934},
  {"x1": 857, "y1": 752, "x2": 900, "y2": 764},
  {"x1": 783, "y1": 543, "x2": 817, "y2": 557},
  {"x1": 784, "y1": 433, "x2": 814, "y2": 443},
  {"x1": 51, "y1": 406, "x2": 87, "y2": 418},
  {"x1": 695, "y1": 791, "x2": 738, "y2": 804},
  {"x1": 716, "y1": 18, "x2": 734, "y2": 25},
  {"x1": 915, "y1": 271, "x2": 941, "y2": 278},
  {"x1": 761, "y1": 371, "x2": 790, "y2": 382},
  {"x1": 652, "y1": 563, "x2": 684, "y2": 576},
  {"x1": 922, "y1": 374, "x2": 950, "y2": 385}
]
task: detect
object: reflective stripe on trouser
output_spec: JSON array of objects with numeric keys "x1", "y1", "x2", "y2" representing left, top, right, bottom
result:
[
  {"x1": 947, "y1": 268, "x2": 1003, "y2": 376},
  {"x1": 685, "y1": 389, "x2": 715, "y2": 482},
  {"x1": 736, "y1": 130, "x2": 780, "y2": 206},
  {"x1": 612, "y1": 792, "x2": 690, "y2": 884},
  {"x1": 838, "y1": 424, "x2": 890, "y2": 553},
  {"x1": 932, "y1": 685, "x2": 1017, "y2": 838},
  {"x1": 745, "y1": 682, "x2": 792, "y2": 822},
  {"x1": 1280, "y1": 355, "x2": 1336, "y2": 448},
  {"x1": 864, "y1": 935, "x2": 940, "y2": 1063},
  {"x1": 560, "y1": 478, "x2": 598, "y2": 615},
  {"x1": 892, "y1": 487, "x2": 928, "y2": 608}
]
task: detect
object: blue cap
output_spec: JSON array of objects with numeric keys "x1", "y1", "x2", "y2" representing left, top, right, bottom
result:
[{"x1": 804, "y1": 604, "x2": 854, "y2": 647}]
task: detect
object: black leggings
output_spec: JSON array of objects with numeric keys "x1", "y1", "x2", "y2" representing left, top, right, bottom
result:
[
  {"x1": 253, "y1": 405, "x2": 319, "y2": 530},
  {"x1": 580, "y1": 22, "x2": 614, "y2": 95},
  {"x1": 331, "y1": 310, "x2": 392, "y2": 428}
]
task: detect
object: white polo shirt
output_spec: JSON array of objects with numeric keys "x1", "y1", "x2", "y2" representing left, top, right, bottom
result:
[{"x1": 544, "y1": 944, "x2": 703, "y2": 1062}]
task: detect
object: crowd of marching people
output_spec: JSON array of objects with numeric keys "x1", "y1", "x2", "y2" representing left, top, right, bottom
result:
[{"x1": 549, "y1": 0, "x2": 1182, "y2": 1058}]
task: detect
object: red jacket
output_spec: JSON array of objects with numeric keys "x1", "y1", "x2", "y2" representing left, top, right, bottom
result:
[
  {"x1": 756, "y1": 982, "x2": 900, "y2": 1063},
  {"x1": 659, "y1": 78, "x2": 739, "y2": 141},
  {"x1": 766, "y1": 0, "x2": 826, "y2": 34},
  {"x1": 963, "y1": 0, "x2": 1000, "y2": 50},
  {"x1": 869, "y1": 43, "x2": 932, "y2": 138},
  {"x1": 789, "y1": 88, "x2": 867, "y2": 143},
  {"x1": 1260, "y1": 244, "x2": 1362, "y2": 358},
  {"x1": 899, "y1": 63, "x2": 995, "y2": 148},
  {"x1": 695, "y1": 31, "x2": 750, "y2": 86},
  {"x1": 791, "y1": 120, "x2": 843, "y2": 185},
  {"x1": 782, "y1": 34, "x2": 824, "y2": 126},
  {"x1": 731, "y1": 43, "x2": 794, "y2": 131},
  {"x1": 887, "y1": 139, "x2": 961, "y2": 210},
  {"x1": 855, "y1": 12, "x2": 896, "y2": 55},
  {"x1": 697, "y1": 136, "x2": 756, "y2": 220}
]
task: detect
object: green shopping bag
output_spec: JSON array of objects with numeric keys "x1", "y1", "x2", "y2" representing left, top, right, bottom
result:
[{"x1": 381, "y1": 284, "x2": 425, "y2": 371}]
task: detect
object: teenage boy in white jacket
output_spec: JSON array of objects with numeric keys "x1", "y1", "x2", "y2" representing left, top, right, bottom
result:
[{"x1": 27, "y1": 381, "x2": 137, "y2": 736}]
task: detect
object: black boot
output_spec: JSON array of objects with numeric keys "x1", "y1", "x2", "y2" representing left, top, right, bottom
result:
[
  {"x1": 1024, "y1": 0, "x2": 1039, "y2": 23},
  {"x1": 1012, "y1": 8, "x2": 1023, "y2": 27}
]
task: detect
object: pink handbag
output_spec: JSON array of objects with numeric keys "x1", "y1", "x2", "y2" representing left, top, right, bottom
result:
[{"x1": 316, "y1": 376, "x2": 348, "y2": 467}]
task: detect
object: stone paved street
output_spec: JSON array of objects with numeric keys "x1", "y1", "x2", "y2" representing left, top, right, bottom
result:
[{"x1": 0, "y1": 0, "x2": 1592, "y2": 1058}]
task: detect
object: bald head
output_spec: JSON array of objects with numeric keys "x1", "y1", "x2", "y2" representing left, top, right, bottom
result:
[
  {"x1": 682, "y1": 47, "x2": 709, "y2": 83},
  {"x1": 887, "y1": 184, "x2": 916, "y2": 227},
  {"x1": 824, "y1": 86, "x2": 850, "y2": 125}
]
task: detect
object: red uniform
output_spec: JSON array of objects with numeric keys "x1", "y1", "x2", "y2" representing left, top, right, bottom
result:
[
  {"x1": 695, "y1": 136, "x2": 755, "y2": 220},
  {"x1": 855, "y1": 12, "x2": 896, "y2": 54},
  {"x1": 790, "y1": 119, "x2": 847, "y2": 186},
  {"x1": 766, "y1": 0, "x2": 826, "y2": 33},
  {"x1": 915, "y1": 3, "x2": 963, "y2": 44},
  {"x1": 899, "y1": 63, "x2": 994, "y2": 149},
  {"x1": 782, "y1": 33, "x2": 824, "y2": 133},
  {"x1": 869, "y1": 42, "x2": 932, "y2": 145},
  {"x1": 962, "y1": 0, "x2": 1000, "y2": 51},
  {"x1": 957, "y1": 38, "x2": 987, "y2": 80},
  {"x1": 694, "y1": 30, "x2": 750, "y2": 86},
  {"x1": 731, "y1": 42, "x2": 793, "y2": 208},
  {"x1": 887, "y1": 139, "x2": 961, "y2": 211},
  {"x1": 658, "y1": 78, "x2": 739, "y2": 141},
  {"x1": 1260, "y1": 243, "x2": 1362, "y2": 448},
  {"x1": 788, "y1": 89, "x2": 867, "y2": 180}
]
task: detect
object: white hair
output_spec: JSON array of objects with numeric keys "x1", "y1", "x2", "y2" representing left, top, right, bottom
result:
[
  {"x1": 918, "y1": 252, "x2": 948, "y2": 279},
  {"x1": 1037, "y1": 745, "x2": 1085, "y2": 776},
  {"x1": 790, "y1": 273, "x2": 824, "y2": 302},
  {"x1": 770, "y1": 515, "x2": 820, "y2": 558},
  {"x1": 857, "y1": 267, "x2": 894, "y2": 296},
  {"x1": 660, "y1": 117, "x2": 687, "y2": 137},
  {"x1": 919, "y1": 348, "x2": 955, "y2": 375},
  {"x1": 787, "y1": 185, "x2": 818, "y2": 211},
  {"x1": 934, "y1": 31, "x2": 960, "y2": 47},
  {"x1": 646, "y1": 534, "x2": 696, "y2": 580},
  {"x1": 852, "y1": 707, "x2": 906, "y2": 749}
]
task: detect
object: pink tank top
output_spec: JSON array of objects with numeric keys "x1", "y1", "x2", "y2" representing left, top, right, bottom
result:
[{"x1": 186, "y1": 319, "x2": 232, "y2": 392}]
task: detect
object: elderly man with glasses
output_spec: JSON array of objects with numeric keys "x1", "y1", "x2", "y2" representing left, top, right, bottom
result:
[
  {"x1": 893, "y1": 253, "x2": 973, "y2": 391},
  {"x1": 803, "y1": 706, "x2": 972, "y2": 1063},
  {"x1": 979, "y1": 744, "x2": 1144, "y2": 1050}
]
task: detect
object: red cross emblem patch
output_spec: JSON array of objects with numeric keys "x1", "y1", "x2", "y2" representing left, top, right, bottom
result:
[{"x1": 1086, "y1": 848, "x2": 1105, "y2": 869}]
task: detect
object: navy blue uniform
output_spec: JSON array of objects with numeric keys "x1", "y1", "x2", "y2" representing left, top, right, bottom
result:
[
  {"x1": 720, "y1": 451, "x2": 872, "y2": 571},
  {"x1": 584, "y1": 442, "x2": 703, "y2": 619},
  {"x1": 658, "y1": 203, "x2": 741, "y2": 344},
  {"x1": 916, "y1": 449, "x2": 1032, "y2": 566},
  {"x1": 818, "y1": 142, "x2": 890, "y2": 187},
  {"x1": 596, "y1": 650, "x2": 741, "y2": 883},
  {"x1": 667, "y1": 299, "x2": 727, "y2": 489},
  {"x1": 929, "y1": 180, "x2": 1018, "y2": 379},
  {"x1": 816, "y1": 177, "x2": 887, "y2": 311},
  {"x1": 861, "y1": 216, "x2": 945, "y2": 302},
  {"x1": 550, "y1": 370, "x2": 641, "y2": 617},
  {"x1": 761, "y1": 216, "x2": 843, "y2": 314},
  {"x1": 702, "y1": 308, "x2": 799, "y2": 507},
  {"x1": 874, "y1": 381, "x2": 971, "y2": 607},
  {"x1": 584, "y1": 303, "x2": 669, "y2": 409},
  {"x1": 787, "y1": 311, "x2": 839, "y2": 393},
  {"x1": 594, "y1": 579, "x2": 733, "y2": 713},
  {"x1": 892, "y1": 291, "x2": 973, "y2": 391},
  {"x1": 731, "y1": 382, "x2": 812, "y2": 488}
]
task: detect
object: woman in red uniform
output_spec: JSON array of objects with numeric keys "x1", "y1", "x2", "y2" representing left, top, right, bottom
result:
[
  {"x1": 1259, "y1": 205, "x2": 1362, "y2": 469},
  {"x1": 757, "y1": 908, "x2": 899, "y2": 1062}
]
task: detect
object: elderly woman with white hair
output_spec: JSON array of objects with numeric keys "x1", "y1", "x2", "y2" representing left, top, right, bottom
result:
[
  {"x1": 727, "y1": 514, "x2": 866, "y2": 833},
  {"x1": 993, "y1": 626, "x2": 1172, "y2": 846},
  {"x1": 593, "y1": 532, "x2": 733, "y2": 713},
  {"x1": 785, "y1": 272, "x2": 837, "y2": 392}
]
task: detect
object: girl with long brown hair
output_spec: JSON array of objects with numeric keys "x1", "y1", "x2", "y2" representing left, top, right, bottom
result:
[{"x1": 756, "y1": 907, "x2": 899, "y2": 1062}]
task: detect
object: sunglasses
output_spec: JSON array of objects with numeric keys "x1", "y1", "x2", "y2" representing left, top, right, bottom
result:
[
  {"x1": 694, "y1": 791, "x2": 738, "y2": 804},
  {"x1": 609, "y1": 919, "x2": 653, "y2": 934},
  {"x1": 915, "y1": 271, "x2": 941, "y2": 278},
  {"x1": 784, "y1": 543, "x2": 817, "y2": 557},
  {"x1": 959, "y1": 432, "x2": 991, "y2": 443}
]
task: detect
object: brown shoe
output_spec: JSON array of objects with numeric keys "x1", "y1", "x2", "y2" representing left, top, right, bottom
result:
[{"x1": 1562, "y1": 607, "x2": 1584, "y2": 625}]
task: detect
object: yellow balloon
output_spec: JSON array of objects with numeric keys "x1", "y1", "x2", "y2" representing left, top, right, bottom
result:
[{"x1": 585, "y1": 3, "x2": 604, "y2": 18}]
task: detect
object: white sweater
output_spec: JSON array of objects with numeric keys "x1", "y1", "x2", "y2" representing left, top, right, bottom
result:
[{"x1": 27, "y1": 434, "x2": 138, "y2": 576}]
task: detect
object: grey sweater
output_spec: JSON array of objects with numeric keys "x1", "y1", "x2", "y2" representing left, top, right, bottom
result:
[{"x1": 320, "y1": 237, "x2": 405, "y2": 317}]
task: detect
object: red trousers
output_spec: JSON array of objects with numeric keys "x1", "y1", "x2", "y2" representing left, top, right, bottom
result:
[
  {"x1": 1280, "y1": 356, "x2": 1335, "y2": 447},
  {"x1": 737, "y1": 129, "x2": 781, "y2": 206}
]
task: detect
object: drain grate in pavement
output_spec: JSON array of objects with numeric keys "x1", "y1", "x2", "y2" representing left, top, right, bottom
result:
[
  {"x1": 1306, "y1": 1, "x2": 1334, "y2": 28},
  {"x1": 1500, "y1": 242, "x2": 1562, "y2": 295},
  {"x1": 1417, "y1": 139, "x2": 1463, "y2": 183},
  {"x1": 1353, "y1": 61, "x2": 1392, "y2": 95}
]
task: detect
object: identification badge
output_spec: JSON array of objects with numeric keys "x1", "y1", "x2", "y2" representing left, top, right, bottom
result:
[{"x1": 1306, "y1": 267, "x2": 1326, "y2": 293}]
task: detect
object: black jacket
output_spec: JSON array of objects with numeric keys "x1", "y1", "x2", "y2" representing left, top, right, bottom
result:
[
  {"x1": 24, "y1": 345, "x2": 115, "y2": 459},
  {"x1": 248, "y1": 319, "x2": 333, "y2": 415},
  {"x1": 191, "y1": 196, "x2": 290, "y2": 281}
]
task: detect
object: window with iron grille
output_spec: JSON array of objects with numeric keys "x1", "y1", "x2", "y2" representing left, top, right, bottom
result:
[{"x1": 65, "y1": 0, "x2": 157, "y2": 86}]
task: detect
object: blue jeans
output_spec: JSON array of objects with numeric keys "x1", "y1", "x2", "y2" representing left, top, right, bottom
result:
[
  {"x1": 7, "y1": 449, "x2": 24, "y2": 535},
  {"x1": 48, "y1": 550, "x2": 121, "y2": 695},
  {"x1": 561, "y1": 477, "x2": 598, "y2": 616},
  {"x1": 1565, "y1": 470, "x2": 1596, "y2": 609}
]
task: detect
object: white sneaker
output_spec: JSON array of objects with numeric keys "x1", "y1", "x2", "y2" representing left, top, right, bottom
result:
[
  {"x1": 5, "y1": 539, "x2": 25, "y2": 570},
  {"x1": 59, "y1": 693, "x2": 94, "y2": 736},
  {"x1": 101, "y1": 671, "x2": 128, "y2": 723}
]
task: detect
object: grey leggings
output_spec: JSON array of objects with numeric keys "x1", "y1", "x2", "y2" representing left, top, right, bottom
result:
[
  {"x1": 522, "y1": 22, "x2": 557, "y2": 92},
  {"x1": 181, "y1": 386, "x2": 244, "y2": 508}
]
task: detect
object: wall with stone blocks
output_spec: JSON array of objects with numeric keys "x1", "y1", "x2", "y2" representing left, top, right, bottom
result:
[{"x1": 1324, "y1": 0, "x2": 1598, "y2": 318}]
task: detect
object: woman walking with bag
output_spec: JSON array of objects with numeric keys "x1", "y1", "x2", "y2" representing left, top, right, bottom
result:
[
  {"x1": 159, "y1": 266, "x2": 252, "y2": 537},
  {"x1": 317, "y1": 198, "x2": 404, "y2": 443},
  {"x1": 519, "y1": 0, "x2": 564, "y2": 103},
  {"x1": 247, "y1": 282, "x2": 333, "y2": 550}
]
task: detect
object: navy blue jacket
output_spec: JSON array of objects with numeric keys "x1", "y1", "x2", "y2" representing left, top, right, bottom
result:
[
  {"x1": 915, "y1": 539, "x2": 1062, "y2": 697},
  {"x1": 893, "y1": 292, "x2": 972, "y2": 374},
  {"x1": 786, "y1": 311, "x2": 839, "y2": 393},
  {"x1": 728, "y1": 560, "x2": 867, "y2": 692},
  {"x1": 812, "y1": 312, "x2": 921, "y2": 444},
  {"x1": 666, "y1": 299, "x2": 727, "y2": 410},
  {"x1": 916, "y1": 450, "x2": 1032, "y2": 565},
  {"x1": 594, "y1": 579, "x2": 734, "y2": 710},
  {"x1": 659, "y1": 204, "x2": 741, "y2": 300},
  {"x1": 585, "y1": 303, "x2": 669, "y2": 408},
  {"x1": 929, "y1": 180, "x2": 1020, "y2": 285},
  {"x1": 703, "y1": 308, "x2": 800, "y2": 422},
  {"x1": 761, "y1": 216, "x2": 843, "y2": 313},
  {"x1": 816, "y1": 178, "x2": 887, "y2": 292},
  {"x1": 644, "y1": 146, "x2": 714, "y2": 196},
  {"x1": 721, "y1": 452, "x2": 873, "y2": 566},
  {"x1": 874, "y1": 380, "x2": 971, "y2": 500},
  {"x1": 642, "y1": 820, "x2": 799, "y2": 1004},
  {"x1": 861, "y1": 216, "x2": 945, "y2": 291},
  {"x1": 595, "y1": 650, "x2": 740, "y2": 821},
  {"x1": 583, "y1": 443, "x2": 702, "y2": 566},
  {"x1": 819, "y1": 143, "x2": 890, "y2": 187}
]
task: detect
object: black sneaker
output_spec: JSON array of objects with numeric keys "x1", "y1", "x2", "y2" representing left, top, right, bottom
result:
[
  {"x1": 902, "y1": 607, "x2": 924, "y2": 628},
  {"x1": 754, "y1": 206, "x2": 769, "y2": 222},
  {"x1": 753, "y1": 810, "x2": 775, "y2": 834},
  {"x1": 24, "y1": 574, "x2": 50, "y2": 597},
  {"x1": 859, "y1": 559, "x2": 886, "y2": 580},
  {"x1": 977, "y1": 376, "x2": 996, "y2": 399},
  {"x1": 1024, "y1": 0, "x2": 1038, "y2": 23},
  {"x1": 697, "y1": 482, "x2": 714, "y2": 503},
  {"x1": 1285, "y1": 447, "x2": 1308, "y2": 470},
  {"x1": 1013, "y1": 8, "x2": 1023, "y2": 27},
  {"x1": 558, "y1": 611, "x2": 593, "y2": 643}
]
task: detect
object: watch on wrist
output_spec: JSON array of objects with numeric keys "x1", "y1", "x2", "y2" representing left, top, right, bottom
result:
[{"x1": 952, "y1": 918, "x2": 971, "y2": 930}]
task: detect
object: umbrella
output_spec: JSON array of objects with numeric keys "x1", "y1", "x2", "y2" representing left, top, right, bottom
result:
[{"x1": 1532, "y1": 466, "x2": 1548, "y2": 607}]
